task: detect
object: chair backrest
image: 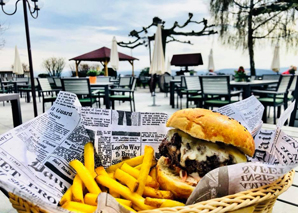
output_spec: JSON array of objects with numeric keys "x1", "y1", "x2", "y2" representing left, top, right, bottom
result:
[
  {"x1": 119, "y1": 76, "x2": 132, "y2": 87},
  {"x1": 289, "y1": 76, "x2": 298, "y2": 127},
  {"x1": 164, "y1": 75, "x2": 173, "y2": 84},
  {"x1": 61, "y1": 78, "x2": 91, "y2": 95},
  {"x1": 262, "y1": 74, "x2": 280, "y2": 80},
  {"x1": 37, "y1": 78, "x2": 52, "y2": 91},
  {"x1": 183, "y1": 76, "x2": 201, "y2": 90},
  {"x1": 200, "y1": 76, "x2": 230, "y2": 95},
  {"x1": 96, "y1": 76, "x2": 110, "y2": 83},
  {"x1": 53, "y1": 78, "x2": 62, "y2": 87},
  {"x1": 131, "y1": 78, "x2": 137, "y2": 91},
  {"x1": 47, "y1": 77, "x2": 55, "y2": 84},
  {"x1": 288, "y1": 75, "x2": 297, "y2": 92},
  {"x1": 276, "y1": 75, "x2": 292, "y2": 93}
]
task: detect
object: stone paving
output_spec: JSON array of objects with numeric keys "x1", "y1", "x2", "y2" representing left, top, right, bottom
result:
[{"x1": 0, "y1": 87, "x2": 296, "y2": 213}]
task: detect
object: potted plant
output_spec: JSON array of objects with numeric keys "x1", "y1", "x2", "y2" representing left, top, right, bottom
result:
[
  {"x1": 87, "y1": 70, "x2": 98, "y2": 84},
  {"x1": 234, "y1": 66, "x2": 247, "y2": 82}
]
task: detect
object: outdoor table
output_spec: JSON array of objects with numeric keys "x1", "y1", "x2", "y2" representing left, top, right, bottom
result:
[
  {"x1": 230, "y1": 80, "x2": 278, "y2": 99},
  {"x1": 169, "y1": 79, "x2": 181, "y2": 108},
  {"x1": 90, "y1": 82, "x2": 113, "y2": 109},
  {"x1": 0, "y1": 93, "x2": 22, "y2": 127}
]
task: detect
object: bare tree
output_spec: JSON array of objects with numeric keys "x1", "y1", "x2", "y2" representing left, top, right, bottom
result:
[
  {"x1": 209, "y1": 0, "x2": 298, "y2": 75},
  {"x1": 42, "y1": 57, "x2": 65, "y2": 77},
  {"x1": 117, "y1": 13, "x2": 217, "y2": 54}
]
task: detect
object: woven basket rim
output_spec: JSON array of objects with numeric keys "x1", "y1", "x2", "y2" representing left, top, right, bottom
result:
[
  {"x1": 7, "y1": 170, "x2": 295, "y2": 213},
  {"x1": 139, "y1": 169, "x2": 295, "y2": 213}
]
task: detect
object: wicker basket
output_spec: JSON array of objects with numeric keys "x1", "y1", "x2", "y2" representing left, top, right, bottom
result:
[{"x1": 8, "y1": 170, "x2": 295, "y2": 213}]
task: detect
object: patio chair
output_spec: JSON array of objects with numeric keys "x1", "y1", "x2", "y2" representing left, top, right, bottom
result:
[
  {"x1": 262, "y1": 74, "x2": 280, "y2": 90},
  {"x1": 53, "y1": 78, "x2": 62, "y2": 89},
  {"x1": 37, "y1": 78, "x2": 60, "y2": 112},
  {"x1": 252, "y1": 75, "x2": 292, "y2": 124},
  {"x1": 200, "y1": 75, "x2": 242, "y2": 109},
  {"x1": 47, "y1": 77, "x2": 56, "y2": 88},
  {"x1": 289, "y1": 76, "x2": 298, "y2": 127},
  {"x1": 181, "y1": 76, "x2": 202, "y2": 109},
  {"x1": 18, "y1": 78, "x2": 40, "y2": 103},
  {"x1": 61, "y1": 78, "x2": 97, "y2": 107},
  {"x1": 109, "y1": 78, "x2": 136, "y2": 112},
  {"x1": 96, "y1": 76, "x2": 110, "y2": 83},
  {"x1": 164, "y1": 75, "x2": 173, "y2": 97}
]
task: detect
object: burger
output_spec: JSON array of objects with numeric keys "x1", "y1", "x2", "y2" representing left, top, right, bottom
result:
[{"x1": 157, "y1": 108, "x2": 255, "y2": 199}]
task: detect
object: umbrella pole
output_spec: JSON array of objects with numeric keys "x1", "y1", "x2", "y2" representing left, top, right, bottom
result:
[
  {"x1": 148, "y1": 74, "x2": 160, "y2": 107},
  {"x1": 23, "y1": 0, "x2": 37, "y2": 117}
]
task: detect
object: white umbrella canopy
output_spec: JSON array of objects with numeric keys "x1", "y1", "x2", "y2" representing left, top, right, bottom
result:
[
  {"x1": 271, "y1": 44, "x2": 280, "y2": 73},
  {"x1": 167, "y1": 57, "x2": 171, "y2": 74},
  {"x1": 110, "y1": 36, "x2": 119, "y2": 71},
  {"x1": 13, "y1": 45, "x2": 24, "y2": 75},
  {"x1": 207, "y1": 48, "x2": 215, "y2": 71},
  {"x1": 149, "y1": 24, "x2": 166, "y2": 75}
]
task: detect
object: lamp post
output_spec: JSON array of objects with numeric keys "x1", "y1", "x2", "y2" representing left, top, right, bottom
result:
[{"x1": 0, "y1": 0, "x2": 42, "y2": 117}]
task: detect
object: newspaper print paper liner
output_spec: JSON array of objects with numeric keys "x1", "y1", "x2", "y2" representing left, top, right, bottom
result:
[{"x1": 0, "y1": 91, "x2": 297, "y2": 213}]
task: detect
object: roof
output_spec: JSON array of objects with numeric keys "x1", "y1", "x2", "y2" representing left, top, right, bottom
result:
[
  {"x1": 69, "y1": 46, "x2": 138, "y2": 62},
  {"x1": 171, "y1": 53, "x2": 203, "y2": 66}
]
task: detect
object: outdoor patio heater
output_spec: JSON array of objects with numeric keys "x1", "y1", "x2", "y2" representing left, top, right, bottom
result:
[{"x1": 0, "y1": 0, "x2": 43, "y2": 117}]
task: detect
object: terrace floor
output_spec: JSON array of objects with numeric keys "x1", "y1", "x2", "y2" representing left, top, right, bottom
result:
[{"x1": 0, "y1": 87, "x2": 297, "y2": 212}]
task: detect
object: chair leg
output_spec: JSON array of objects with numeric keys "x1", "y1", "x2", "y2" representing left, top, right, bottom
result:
[
  {"x1": 111, "y1": 100, "x2": 115, "y2": 110},
  {"x1": 130, "y1": 100, "x2": 133, "y2": 112},
  {"x1": 273, "y1": 106, "x2": 276, "y2": 124},
  {"x1": 43, "y1": 101, "x2": 45, "y2": 113}
]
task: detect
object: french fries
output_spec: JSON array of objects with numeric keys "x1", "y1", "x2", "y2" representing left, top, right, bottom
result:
[
  {"x1": 115, "y1": 169, "x2": 139, "y2": 192},
  {"x1": 137, "y1": 146, "x2": 154, "y2": 195},
  {"x1": 96, "y1": 174, "x2": 154, "y2": 210},
  {"x1": 121, "y1": 163, "x2": 159, "y2": 188},
  {"x1": 70, "y1": 160, "x2": 101, "y2": 194},
  {"x1": 143, "y1": 186, "x2": 173, "y2": 199},
  {"x1": 106, "y1": 155, "x2": 144, "y2": 173},
  {"x1": 72, "y1": 175, "x2": 84, "y2": 203},
  {"x1": 62, "y1": 201, "x2": 97, "y2": 213},
  {"x1": 84, "y1": 142, "x2": 96, "y2": 178},
  {"x1": 144, "y1": 197, "x2": 185, "y2": 208},
  {"x1": 59, "y1": 186, "x2": 72, "y2": 206},
  {"x1": 60, "y1": 143, "x2": 186, "y2": 212}
]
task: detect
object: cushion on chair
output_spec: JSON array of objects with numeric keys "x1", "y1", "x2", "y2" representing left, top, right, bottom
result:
[
  {"x1": 205, "y1": 99, "x2": 237, "y2": 105},
  {"x1": 79, "y1": 98, "x2": 96, "y2": 103},
  {"x1": 43, "y1": 96, "x2": 57, "y2": 101},
  {"x1": 109, "y1": 95, "x2": 130, "y2": 99},
  {"x1": 258, "y1": 97, "x2": 284, "y2": 104}
]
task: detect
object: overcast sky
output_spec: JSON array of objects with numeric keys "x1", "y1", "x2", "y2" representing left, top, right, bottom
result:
[{"x1": 0, "y1": 0, "x2": 296, "y2": 74}]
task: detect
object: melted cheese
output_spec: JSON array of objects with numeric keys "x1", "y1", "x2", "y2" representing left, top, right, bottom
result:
[{"x1": 167, "y1": 129, "x2": 247, "y2": 167}]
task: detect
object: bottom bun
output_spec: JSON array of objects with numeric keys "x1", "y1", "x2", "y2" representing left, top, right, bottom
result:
[{"x1": 157, "y1": 156, "x2": 195, "y2": 200}]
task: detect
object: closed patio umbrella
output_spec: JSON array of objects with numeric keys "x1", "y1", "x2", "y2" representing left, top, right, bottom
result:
[
  {"x1": 110, "y1": 36, "x2": 119, "y2": 73},
  {"x1": 167, "y1": 57, "x2": 171, "y2": 74},
  {"x1": 271, "y1": 44, "x2": 280, "y2": 73},
  {"x1": 149, "y1": 24, "x2": 166, "y2": 76},
  {"x1": 149, "y1": 24, "x2": 166, "y2": 106},
  {"x1": 207, "y1": 48, "x2": 215, "y2": 71},
  {"x1": 13, "y1": 46, "x2": 24, "y2": 75}
]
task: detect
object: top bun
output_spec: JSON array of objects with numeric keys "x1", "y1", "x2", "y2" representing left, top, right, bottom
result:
[{"x1": 166, "y1": 108, "x2": 255, "y2": 157}]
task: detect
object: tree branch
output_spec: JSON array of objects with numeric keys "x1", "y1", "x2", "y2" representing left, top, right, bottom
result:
[
  {"x1": 253, "y1": 11, "x2": 283, "y2": 31},
  {"x1": 232, "y1": 0, "x2": 249, "y2": 9},
  {"x1": 166, "y1": 35, "x2": 193, "y2": 45}
]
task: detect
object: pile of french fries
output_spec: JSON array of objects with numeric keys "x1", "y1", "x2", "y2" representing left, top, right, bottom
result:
[{"x1": 59, "y1": 143, "x2": 184, "y2": 212}]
